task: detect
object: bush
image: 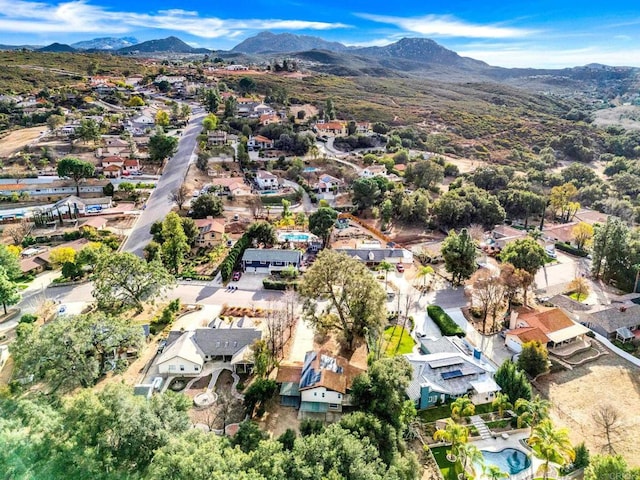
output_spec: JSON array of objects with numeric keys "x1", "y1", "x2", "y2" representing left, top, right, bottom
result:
[
  {"x1": 300, "y1": 418, "x2": 325, "y2": 436},
  {"x1": 63, "y1": 231, "x2": 82, "y2": 241},
  {"x1": 427, "y1": 305, "x2": 465, "y2": 337},
  {"x1": 220, "y1": 234, "x2": 250, "y2": 282},
  {"x1": 554, "y1": 242, "x2": 588, "y2": 257},
  {"x1": 243, "y1": 379, "x2": 277, "y2": 417},
  {"x1": 19, "y1": 314, "x2": 37, "y2": 324},
  {"x1": 263, "y1": 278, "x2": 298, "y2": 290}
]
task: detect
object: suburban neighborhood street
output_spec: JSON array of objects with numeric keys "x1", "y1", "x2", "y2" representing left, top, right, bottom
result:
[{"x1": 122, "y1": 109, "x2": 206, "y2": 256}]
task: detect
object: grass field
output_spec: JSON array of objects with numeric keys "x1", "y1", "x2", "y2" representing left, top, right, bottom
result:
[
  {"x1": 382, "y1": 326, "x2": 415, "y2": 356},
  {"x1": 431, "y1": 446, "x2": 463, "y2": 480},
  {"x1": 418, "y1": 402, "x2": 495, "y2": 423}
]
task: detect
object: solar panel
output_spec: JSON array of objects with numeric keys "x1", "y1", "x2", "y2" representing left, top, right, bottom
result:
[
  {"x1": 428, "y1": 357, "x2": 464, "y2": 369},
  {"x1": 441, "y1": 369, "x2": 464, "y2": 380}
]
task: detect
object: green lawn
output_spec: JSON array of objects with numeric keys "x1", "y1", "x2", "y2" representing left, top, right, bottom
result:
[
  {"x1": 431, "y1": 446, "x2": 464, "y2": 480},
  {"x1": 382, "y1": 326, "x2": 415, "y2": 356},
  {"x1": 418, "y1": 402, "x2": 495, "y2": 423},
  {"x1": 569, "y1": 292, "x2": 587, "y2": 302}
]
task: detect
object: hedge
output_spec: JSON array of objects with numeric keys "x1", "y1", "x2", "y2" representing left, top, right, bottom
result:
[
  {"x1": 220, "y1": 234, "x2": 250, "y2": 282},
  {"x1": 427, "y1": 305, "x2": 465, "y2": 337},
  {"x1": 263, "y1": 278, "x2": 299, "y2": 290},
  {"x1": 554, "y1": 242, "x2": 588, "y2": 258}
]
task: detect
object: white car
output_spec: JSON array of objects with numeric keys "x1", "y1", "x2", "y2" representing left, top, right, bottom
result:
[
  {"x1": 545, "y1": 247, "x2": 557, "y2": 259},
  {"x1": 57, "y1": 305, "x2": 68, "y2": 316},
  {"x1": 151, "y1": 377, "x2": 163, "y2": 391}
]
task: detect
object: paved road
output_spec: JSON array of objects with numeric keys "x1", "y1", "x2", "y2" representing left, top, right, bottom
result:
[{"x1": 122, "y1": 108, "x2": 206, "y2": 256}]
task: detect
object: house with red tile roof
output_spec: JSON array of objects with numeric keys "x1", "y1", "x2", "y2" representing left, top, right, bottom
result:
[
  {"x1": 193, "y1": 216, "x2": 225, "y2": 248},
  {"x1": 315, "y1": 121, "x2": 347, "y2": 137}
]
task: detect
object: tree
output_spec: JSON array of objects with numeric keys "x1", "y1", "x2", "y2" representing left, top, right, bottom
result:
[
  {"x1": 441, "y1": 229, "x2": 477, "y2": 285},
  {"x1": 48, "y1": 246, "x2": 76, "y2": 267},
  {"x1": 202, "y1": 113, "x2": 219, "y2": 132},
  {"x1": 0, "y1": 243, "x2": 21, "y2": 280},
  {"x1": 450, "y1": 396, "x2": 475, "y2": 422},
  {"x1": 57, "y1": 157, "x2": 95, "y2": 196},
  {"x1": 584, "y1": 454, "x2": 639, "y2": 480},
  {"x1": 458, "y1": 443, "x2": 485, "y2": 480},
  {"x1": 308, "y1": 207, "x2": 338, "y2": 249},
  {"x1": 377, "y1": 260, "x2": 393, "y2": 289},
  {"x1": 550, "y1": 182, "x2": 579, "y2": 223},
  {"x1": 592, "y1": 404, "x2": 623, "y2": 454},
  {"x1": 170, "y1": 184, "x2": 189, "y2": 210},
  {"x1": 591, "y1": 217, "x2": 631, "y2": 284},
  {"x1": 299, "y1": 250, "x2": 387, "y2": 350},
  {"x1": 572, "y1": 221, "x2": 594, "y2": 250},
  {"x1": 416, "y1": 265, "x2": 434, "y2": 291},
  {"x1": 483, "y1": 464, "x2": 509, "y2": 480},
  {"x1": 500, "y1": 263, "x2": 530, "y2": 310},
  {"x1": 202, "y1": 88, "x2": 221, "y2": 113},
  {"x1": 5, "y1": 220, "x2": 31, "y2": 246},
  {"x1": 246, "y1": 221, "x2": 277, "y2": 247},
  {"x1": 243, "y1": 379, "x2": 278, "y2": 418},
  {"x1": 381, "y1": 198, "x2": 393, "y2": 227},
  {"x1": 433, "y1": 186, "x2": 505, "y2": 229},
  {"x1": 155, "y1": 109, "x2": 170, "y2": 127},
  {"x1": 405, "y1": 160, "x2": 444, "y2": 190},
  {"x1": 92, "y1": 252, "x2": 175, "y2": 312},
  {"x1": 76, "y1": 118, "x2": 100, "y2": 144},
  {"x1": 324, "y1": 98, "x2": 336, "y2": 120},
  {"x1": 180, "y1": 217, "x2": 199, "y2": 247},
  {"x1": 351, "y1": 356, "x2": 414, "y2": 429},
  {"x1": 46, "y1": 114, "x2": 65, "y2": 133},
  {"x1": 500, "y1": 238, "x2": 546, "y2": 305},
  {"x1": 568, "y1": 277, "x2": 590, "y2": 301},
  {"x1": 238, "y1": 76, "x2": 257, "y2": 95},
  {"x1": 492, "y1": 392, "x2": 512, "y2": 418},
  {"x1": 223, "y1": 97, "x2": 237, "y2": 118},
  {"x1": 12, "y1": 313, "x2": 144, "y2": 393},
  {"x1": 471, "y1": 269, "x2": 505, "y2": 334},
  {"x1": 433, "y1": 418, "x2": 469, "y2": 461},
  {"x1": 191, "y1": 193, "x2": 223, "y2": 219},
  {"x1": 161, "y1": 212, "x2": 189, "y2": 275},
  {"x1": 494, "y1": 361, "x2": 532, "y2": 403},
  {"x1": 128, "y1": 95, "x2": 144, "y2": 107},
  {"x1": 149, "y1": 130, "x2": 178, "y2": 163},
  {"x1": 517, "y1": 341, "x2": 549, "y2": 377},
  {"x1": 515, "y1": 394, "x2": 550, "y2": 434},
  {"x1": 76, "y1": 242, "x2": 109, "y2": 271},
  {"x1": 0, "y1": 268, "x2": 20, "y2": 314},
  {"x1": 498, "y1": 189, "x2": 546, "y2": 228},
  {"x1": 528, "y1": 419, "x2": 575, "y2": 480},
  {"x1": 352, "y1": 177, "x2": 382, "y2": 210}
]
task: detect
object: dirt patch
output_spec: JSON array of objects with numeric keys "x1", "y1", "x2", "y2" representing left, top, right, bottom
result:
[
  {"x1": 189, "y1": 374, "x2": 212, "y2": 390},
  {"x1": 534, "y1": 352, "x2": 640, "y2": 466},
  {"x1": 0, "y1": 126, "x2": 45, "y2": 157},
  {"x1": 189, "y1": 369, "x2": 245, "y2": 430},
  {"x1": 258, "y1": 401, "x2": 301, "y2": 437}
]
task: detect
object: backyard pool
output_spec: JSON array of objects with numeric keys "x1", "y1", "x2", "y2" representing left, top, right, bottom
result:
[
  {"x1": 259, "y1": 190, "x2": 278, "y2": 195},
  {"x1": 303, "y1": 167, "x2": 318, "y2": 172},
  {"x1": 477, "y1": 448, "x2": 531, "y2": 475},
  {"x1": 278, "y1": 231, "x2": 316, "y2": 243}
]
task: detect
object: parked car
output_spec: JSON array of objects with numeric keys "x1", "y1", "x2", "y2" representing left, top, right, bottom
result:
[
  {"x1": 57, "y1": 305, "x2": 68, "y2": 316},
  {"x1": 151, "y1": 377, "x2": 163, "y2": 391},
  {"x1": 545, "y1": 246, "x2": 557, "y2": 259},
  {"x1": 157, "y1": 339, "x2": 167, "y2": 354},
  {"x1": 396, "y1": 263, "x2": 405, "y2": 273},
  {"x1": 232, "y1": 271, "x2": 242, "y2": 281}
]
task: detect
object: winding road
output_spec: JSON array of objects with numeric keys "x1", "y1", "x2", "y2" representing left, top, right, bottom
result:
[{"x1": 122, "y1": 108, "x2": 206, "y2": 256}]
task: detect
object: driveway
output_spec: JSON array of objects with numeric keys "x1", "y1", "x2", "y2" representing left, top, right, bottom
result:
[
  {"x1": 122, "y1": 108, "x2": 206, "y2": 256},
  {"x1": 534, "y1": 251, "x2": 581, "y2": 292}
]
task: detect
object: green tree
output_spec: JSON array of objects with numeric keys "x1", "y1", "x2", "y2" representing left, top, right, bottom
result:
[
  {"x1": 498, "y1": 189, "x2": 546, "y2": 228},
  {"x1": 585, "y1": 454, "x2": 640, "y2": 480},
  {"x1": 238, "y1": 76, "x2": 257, "y2": 95},
  {"x1": 483, "y1": 464, "x2": 509, "y2": 480},
  {"x1": 500, "y1": 238, "x2": 546, "y2": 305},
  {"x1": 77, "y1": 242, "x2": 110, "y2": 271},
  {"x1": 377, "y1": 260, "x2": 393, "y2": 288},
  {"x1": 299, "y1": 250, "x2": 387, "y2": 350},
  {"x1": 517, "y1": 340, "x2": 549, "y2": 377},
  {"x1": 381, "y1": 198, "x2": 394, "y2": 226},
  {"x1": 308, "y1": 207, "x2": 338, "y2": 249},
  {"x1": 441, "y1": 228, "x2": 477, "y2": 285},
  {"x1": 491, "y1": 392, "x2": 512, "y2": 418},
  {"x1": 458, "y1": 443, "x2": 484, "y2": 480},
  {"x1": 57, "y1": 157, "x2": 95, "y2": 196},
  {"x1": 433, "y1": 185, "x2": 505, "y2": 229},
  {"x1": 243, "y1": 379, "x2": 278, "y2": 418},
  {"x1": 352, "y1": 177, "x2": 382, "y2": 211},
  {"x1": 416, "y1": 265, "x2": 434, "y2": 290},
  {"x1": 591, "y1": 217, "x2": 632, "y2": 285},
  {"x1": 324, "y1": 98, "x2": 336, "y2": 120},
  {"x1": 202, "y1": 113, "x2": 219, "y2": 132},
  {"x1": 0, "y1": 267, "x2": 20, "y2": 314},
  {"x1": 155, "y1": 109, "x2": 170, "y2": 127},
  {"x1": 515, "y1": 394, "x2": 550, "y2": 434},
  {"x1": 46, "y1": 114, "x2": 65, "y2": 133},
  {"x1": 180, "y1": 217, "x2": 199, "y2": 247},
  {"x1": 149, "y1": 130, "x2": 178, "y2": 163},
  {"x1": 191, "y1": 193, "x2": 223, "y2": 219},
  {"x1": 76, "y1": 118, "x2": 100, "y2": 144},
  {"x1": 224, "y1": 97, "x2": 237, "y2": 118},
  {"x1": 246, "y1": 221, "x2": 277, "y2": 247},
  {"x1": 0, "y1": 243, "x2": 21, "y2": 280},
  {"x1": 202, "y1": 88, "x2": 221, "y2": 113},
  {"x1": 433, "y1": 418, "x2": 469, "y2": 461},
  {"x1": 128, "y1": 95, "x2": 145, "y2": 107},
  {"x1": 405, "y1": 159, "x2": 444, "y2": 190},
  {"x1": 161, "y1": 212, "x2": 189, "y2": 274},
  {"x1": 450, "y1": 396, "x2": 475, "y2": 422},
  {"x1": 12, "y1": 314, "x2": 144, "y2": 393},
  {"x1": 528, "y1": 419, "x2": 575, "y2": 480},
  {"x1": 92, "y1": 252, "x2": 175, "y2": 312},
  {"x1": 494, "y1": 360, "x2": 532, "y2": 403}
]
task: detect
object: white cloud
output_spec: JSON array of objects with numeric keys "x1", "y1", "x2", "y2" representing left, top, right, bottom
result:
[
  {"x1": 358, "y1": 13, "x2": 535, "y2": 39},
  {"x1": 0, "y1": 0, "x2": 349, "y2": 38}
]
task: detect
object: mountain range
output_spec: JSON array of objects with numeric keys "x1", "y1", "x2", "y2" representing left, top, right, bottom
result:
[
  {"x1": 71, "y1": 37, "x2": 138, "y2": 50},
  {"x1": 230, "y1": 31, "x2": 350, "y2": 54}
]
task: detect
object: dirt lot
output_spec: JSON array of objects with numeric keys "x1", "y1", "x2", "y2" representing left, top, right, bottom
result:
[
  {"x1": 535, "y1": 352, "x2": 640, "y2": 466},
  {"x1": 0, "y1": 126, "x2": 45, "y2": 157}
]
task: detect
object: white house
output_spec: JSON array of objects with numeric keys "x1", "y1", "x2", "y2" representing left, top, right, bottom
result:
[
  {"x1": 314, "y1": 174, "x2": 343, "y2": 193},
  {"x1": 157, "y1": 331, "x2": 204, "y2": 375},
  {"x1": 255, "y1": 170, "x2": 279, "y2": 190},
  {"x1": 360, "y1": 165, "x2": 387, "y2": 178},
  {"x1": 248, "y1": 135, "x2": 275, "y2": 150}
]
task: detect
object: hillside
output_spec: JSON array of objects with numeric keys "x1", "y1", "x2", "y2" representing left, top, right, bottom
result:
[
  {"x1": 38, "y1": 43, "x2": 76, "y2": 53},
  {"x1": 119, "y1": 36, "x2": 210, "y2": 54},
  {"x1": 72, "y1": 37, "x2": 138, "y2": 50},
  {"x1": 231, "y1": 31, "x2": 349, "y2": 54}
]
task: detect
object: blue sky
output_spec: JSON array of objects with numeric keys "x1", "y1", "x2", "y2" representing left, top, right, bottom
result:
[{"x1": 0, "y1": 0, "x2": 639, "y2": 68}]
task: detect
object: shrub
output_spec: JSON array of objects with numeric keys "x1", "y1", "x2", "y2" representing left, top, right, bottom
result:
[
  {"x1": 19, "y1": 314, "x2": 37, "y2": 324},
  {"x1": 427, "y1": 305, "x2": 465, "y2": 337},
  {"x1": 300, "y1": 418, "x2": 325, "y2": 436},
  {"x1": 243, "y1": 379, "x2": 277, "y2": 417},
  {"x1": 263, "y1": 278, "x2": 298, "y2": 290},
  {"x1": 554, "y1": 242, "x2": 588, "y2": 257}
]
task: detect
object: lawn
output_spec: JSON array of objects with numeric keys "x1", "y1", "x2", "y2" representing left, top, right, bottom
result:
[
  {"x1": 431, "y1": 446, "x2": 464, "y2": 480},
  {"x1": 418, "y1": 402, "x2": 495, "y2": 423},
  {"x1": 382, "y1": 326, "x2": 415, "y2": 356},
  {"x1": 568, "y1": 292, "x2": 587, "y2": 302}
]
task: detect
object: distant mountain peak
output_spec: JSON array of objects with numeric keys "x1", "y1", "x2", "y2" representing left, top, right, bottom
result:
[
  {"x1": 71, "y1": 37, "x2": 138, "y2": 50},
  {"x1": 38, "y1": 42, "x2": 76, "y2": 53},
  {"x1": 118, "y1": 36, "x2": 210, "y2": 54},
  {"x1": 231, "y1": 31, "x2": 348, "y2": 54}
]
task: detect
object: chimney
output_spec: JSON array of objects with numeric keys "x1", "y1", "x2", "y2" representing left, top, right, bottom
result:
[
  {"x1": 620, "y1": 306, "x2": 627, "y2": 313},
  {"x1": 509, "y1": 310, "x2": 519, "y2": 330}
]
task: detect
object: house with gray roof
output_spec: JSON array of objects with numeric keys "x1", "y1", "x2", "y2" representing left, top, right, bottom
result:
[
  {"x1": 405, "y1": 352, "x2": 500, "y2": 409},
  {"x1": 241, "y1": 248, "x2": 302, "y2": 274},
  {"x1": 334, "y1": 247, "x2": 413, "y2": 266},
  {"x1": 582, "y1": 304, "x2": 640, "y2": 342},
  {"x1": 157, "y1": 327, "x2": 261, "y2": 375}
]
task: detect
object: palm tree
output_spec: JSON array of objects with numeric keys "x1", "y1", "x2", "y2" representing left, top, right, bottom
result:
[
  {"x1": 378, "y1": 260, "x2": 393, "y2": 288},
  {"x1": 451, "y1": 396, "x2": 475, "y2": 422},
  {"x1": 484, "y1": 464, "x2": 509, "y2": 480},
  {"x1": 416, "y1": 265, "x2": 435, "y2": 293},
  {"x1": 515, "y1": 394, "x2": 550, "y2": 434},
  {"x1": 433, "y1": 418, "x2": 469, "y2": 462},
  {"x1": 528, "y1": 419, "x2": 575, "y2": 480},
  {"x1": 492, "y1": 392, "x2": 513, "y2": 418},
  {"x1": 458, "y1": 443, "x2": 484, "y2": 479}
]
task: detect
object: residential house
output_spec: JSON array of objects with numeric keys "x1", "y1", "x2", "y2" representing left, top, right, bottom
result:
[
  {"x1": 255, "y1": 170, "x2": 279, "y2": 190},
  {"x1": 574, "y1": 208, "x2": 611, "y2": 226},
  {"x1": 155, "y1": 75, "x2": 186, "y2": 84},
  {"x1": 207, "y1": 130, "x2": 229, "y2": 146},
  {"x1": 504, "y1": 308, "x2": 590, "y2": 353},
  {"x1": 103, "y1": 164, "x2": 122, "y2": 179},
  {"x1": 360, "y1": 165, "x2": 387, "y2": 178},
  {"x1": 59, "y1": 123, "x2": 80, "y2": 136},
  {"x1": 253, "y1": 103, "x2": 273, "y2": 116},
  {"x1": 241, "y1": 248, "x2": 302, "y2": 274},
  {"x1": 19, "y1": 255, "x2": 49, "y2": 276},
  {"x1": 582, "y1": 304, "x2": 640, "y2": 342},
  {"x1": 99, "y1": 136, "x2": 133, "y2": 157},
  {"x1": 209, "y1": 177, "x2": 251, "y2": 196},
  {"x1": 157, "y1": 327, "x2": 262, "y2": 375},
  {"x1": 260, "y1": 113, "x2": 280, "y2": 126},
  {"x1": 0, "y1": 180, "x2": 111, "y2": 198},
  {"x1": 405, "y1": 352, "x2": 500, "y2": 408},
  {"x1": 248, "y1": 135, "x2": 275, "y2": 150},
  {"x1": 125, "y1": 75, "x2": 144, "y2": 86},
  {"x1": 54, "y1": 195, "x2": 113, "y2": 215},
  {"x1": 19, "y1": 238, "x2": 90, "y2": 276},
  {"x1": 193, "y1": 216, "x2": 225, "y2": 248},
  {"x1": 334, "y1": 246, "x2": 413, "y2": 266},
  {"x1": 355, "y1": 122, "x2": 371, "y2": 134},
  {"x1": 315, "y1": 121, "x2": 347, "y2": 137},
  {"x1": 490, "y1": 225, "x2": 528, "y2": 248},
  {"x1": 314, "y1": 174, "x2": 343, "y2": 193},
  {"x1": 100, "y1": 156, "x2": 140, "y2": 178},
  {"x1": 543, "y1": 222, "x2": 578, "y2": 245},
  {"x1": 277, "y1": 351, "x2": 364, "y2": 416},
  {"x1": 226, "y1": 65, "x2": 249, "y2": 71}
]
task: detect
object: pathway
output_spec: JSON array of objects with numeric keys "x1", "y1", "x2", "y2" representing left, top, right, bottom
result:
[{"x1": 469, "y1": 415, "x2": 492, "y2": 440}]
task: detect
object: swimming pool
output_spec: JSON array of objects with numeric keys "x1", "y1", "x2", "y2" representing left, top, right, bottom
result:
[
  {"x1": 279, "y1": 232, "x2": 315, "y2": 243},
  {"x1": 477, "y1": 448, "x2": 531, "y2": 475},
  {"x1": 303, "y1": 167, "x2": 318, "y2": 172}
]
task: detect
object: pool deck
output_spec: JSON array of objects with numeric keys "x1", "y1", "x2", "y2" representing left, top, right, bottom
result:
[{"x1": 470, "y1": 431, "x2": 546, "y2": 479}]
